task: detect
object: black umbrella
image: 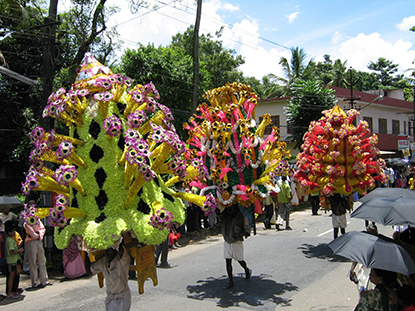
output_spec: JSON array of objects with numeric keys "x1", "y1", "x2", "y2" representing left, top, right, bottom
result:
[
  {"x1": 0, "y1": 196, "x2": 23, "y2": 209},
  {"x1": 328, "y1": 231, "x2": 415, "y2": 275},
  {"x1": 358, "y1": 188, "x2": 415, "y2": 205},
  {"x1": 351, "y1": 197, "x2": 415, "y2": 226}
]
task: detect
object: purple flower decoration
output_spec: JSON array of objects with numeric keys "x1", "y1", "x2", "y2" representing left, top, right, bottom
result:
[
  {"x1": 103, "y1": 91, "x2": 113, "y2": 101},
  {"x1": 56, "y1": 141, "x2": 73, "y2": 160},
  {"x1": 55, "y1": 165, "x2": 78, "y2": 186},
  {"x1": 103, "y1": 115, "x2": 123, "y2": 137},
  {"x1": 146, "y1": 97, "x2": 157, "y2": 113},
  {"x1": 21, "y1": 182, "x2": 31, "y2": 195},
  {"x1": 137, "y1": 164, "x2": 155, "y2": 181},
  {"x1": 150, "y1": 123, "x2": 165, "y2": 142},
  {"x1": 94, "y1": 93, "x2": 104, "y2": 101},
  {"x1": 131, "y1": 91, "x2": 144, "y2": 103},
  {"x1": 56, "y1": 194, "x2": 70, "y2": 207},
  {"x1": 77, "y1": 89, "x2": 89, "y2": 97},
  {"x1": 123, "y1": 77, "x2": 132, "y2": 88},
  {"x1": 32, "y1": 160, "x2": 44, "y2": 172},
  {"x1": 124, "y1": 129, "x2": 140, "y2": 142},
  {"x1": 158, "y1": 104, "x2": 174, "y2": 121},
  {"x1": 127, "y1": 110, "x2": 146, "y2": 128},
  {"x1": 148, "y1": 207, "x2": 173, "y2": 230},
  {"x1": 30, "y1": 127, "x2": 45, "y2": 144},
  {"x1": 21, "y1": 203, "x2": 39, "y2": 226},
  {"x1": 201, "y1": 193, "x2": 217, "y2": 216},
  {"x1": 52, "y1": 87, "x2": 66, "y2": 101}
]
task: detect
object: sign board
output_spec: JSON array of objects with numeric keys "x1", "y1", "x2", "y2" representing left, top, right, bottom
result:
[{"x1": 398, "y1": 136, "x2": 410, "y2": 151}]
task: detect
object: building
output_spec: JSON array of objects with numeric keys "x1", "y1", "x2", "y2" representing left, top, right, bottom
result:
[{"x1": 256, "y1": 86, "x2": 414, "y2": 157}]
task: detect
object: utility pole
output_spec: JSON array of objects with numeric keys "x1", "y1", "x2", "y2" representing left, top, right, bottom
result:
[
  {"x1": 41, "y1": 1, "x2": 58, "y2": 260},
  {"x1": 192, "y1": 0, "x2": 202, "y2": 115},
  {"x1": 345, "y1": 68, "x2": 361, "y2": 110},
  {"x1": 42, "y1": 0, "x2": 58, "y2": 132}
]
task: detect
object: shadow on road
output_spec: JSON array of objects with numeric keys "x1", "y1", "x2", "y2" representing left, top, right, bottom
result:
[
  {"x1": 298, "y1": 243, "x2": 350, "y2": 263},
  {"x1": 186, "y1": 273, "x2": 298, "y2": 308}
]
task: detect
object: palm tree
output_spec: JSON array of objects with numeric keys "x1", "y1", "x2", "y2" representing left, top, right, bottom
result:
[
  {"x1": 331, "y1": 59, "x2": 348, "y2": 88},
  {"x1": 278, "y1": 47, "x2": 315, "y2": 96}
]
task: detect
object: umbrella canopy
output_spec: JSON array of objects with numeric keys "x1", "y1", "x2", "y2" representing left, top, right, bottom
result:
[
  {"x1": 0, "y1": 196, "x2": 23, "y2": 209},
  {"x1": 358, "y1": 188, "x2": 415, "y2": 205},
  {"x1": 385, "y1": 158, "x2": 407, "y2": 167},
  {"x1": 351, "y1": 197, "x2": 415, "y2": 226},
  {"x1": 328, "y1": 231, "x2": 415, "y2": 275}
]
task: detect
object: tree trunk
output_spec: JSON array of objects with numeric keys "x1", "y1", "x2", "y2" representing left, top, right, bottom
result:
[{"x1": 192, "y1": 0, "x2": 202, "y2": 114}]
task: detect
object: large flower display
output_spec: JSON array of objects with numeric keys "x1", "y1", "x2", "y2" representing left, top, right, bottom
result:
[
  {"x1": 295, "y1": 105, "x2": 387, "y2": 196},
  {"x1": 182, "y1": 82, "x2": 290, "y2": 216},
  {"x1": 21, "y1": 53, "x2": 205, "y2": 251}
]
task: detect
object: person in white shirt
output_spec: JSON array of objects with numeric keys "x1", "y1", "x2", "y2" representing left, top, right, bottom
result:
[{"x1": 91, "y1": 244, "x2": 131, "y2": 311}]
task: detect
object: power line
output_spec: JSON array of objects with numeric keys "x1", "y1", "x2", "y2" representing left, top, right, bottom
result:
[{"x1": 156, "y1": 0, "x2": 290, "y2": 51}]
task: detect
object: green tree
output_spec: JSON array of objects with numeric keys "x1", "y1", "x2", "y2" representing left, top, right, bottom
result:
[
  {"x1": 278, "y1": 47, "x2": 315, "y2": 95},
  {"x1": 120, "y1": 26, "x2": 247, "y2": 139},
  {"x1": 285, "y1": 79, "x2": 337, "y2": 149},
  {"x1": 367, "y1": 57, "x2": 399, "y2": 87},
  {"x1": 170, "y1": 26, "x2": 245, "y2": 91},
  {"x1": 120, "y1": 44, "x2": 193, "y2": 138},
  {"x1": 0, "y1": 0, "x2": 123, "y2": 194}
]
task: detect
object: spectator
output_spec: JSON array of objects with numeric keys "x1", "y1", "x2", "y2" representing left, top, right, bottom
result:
[
  {"x1": 355, "y1": 268, "x2": 399, "y2": 311},
  {"x1": 276, "y1": 176, "x2": 292, "y2": 231},
  {"x1": 24, "y1": 201, "x2": 52, "y2": 288},
  {"x1": 4, "y1": 221, "x2": 23, "y2": 299}
]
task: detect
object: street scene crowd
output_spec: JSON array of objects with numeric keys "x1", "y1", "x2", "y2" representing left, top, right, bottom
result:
[{"x1": 1, "y1": 52, "x2": 415, "y2": 311}]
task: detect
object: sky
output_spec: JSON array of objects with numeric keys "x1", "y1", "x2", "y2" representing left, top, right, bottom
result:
[{"x1": 58, "y1": 0, "x2": 415, "y2": 80}]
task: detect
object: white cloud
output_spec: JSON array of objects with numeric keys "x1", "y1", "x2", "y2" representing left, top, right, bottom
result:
[
  {"x1": 397, "y1": 16, "x2": 415, "y2": 31},
  {"x1": 222, "y1": 3, "x2": 239, "y2": 12},
  {"x1": 330, "y1": 31, "x2": 344, "y2": 45},
  {"x1": 286, "y1": 11, "x2": 299, "y2": 24},
  {"x1": 336, "y1": 33, "x2": 415, "y2": 75}
]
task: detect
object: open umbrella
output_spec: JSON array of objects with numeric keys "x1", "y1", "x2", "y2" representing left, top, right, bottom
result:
[
  {"x1": 358, "y1": 188, "x2": 415, "y2": 205},
  {"x1": 0, "y1": 196, "x2": 23, "y2": 209},
  {"x1": 350, "y1": 197, "x2": 415, "y2": 226},
  {"x1": 328, "y1": 231, "x2": 415, "y2": 275}
]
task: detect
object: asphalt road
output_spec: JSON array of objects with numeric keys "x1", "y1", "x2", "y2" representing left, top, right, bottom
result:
[{"x1": 0, "y1": 205, "x2": 394, "y2": 311}]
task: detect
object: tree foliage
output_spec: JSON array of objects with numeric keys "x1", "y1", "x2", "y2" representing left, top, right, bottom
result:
[
  {"x1": 285, "y1": 79, "x2": 337, "y2": 149},
  {"x1": 120, "y1": 26, "x2": 247, "y2": 139},
  {"x1": 278, "y1": 47, "x2": 315, "y2": 95}
]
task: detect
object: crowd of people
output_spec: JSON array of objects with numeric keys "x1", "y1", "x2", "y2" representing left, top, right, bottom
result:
[{"x1": 1, "y1": 180, "x2": 415, "y2": 310}]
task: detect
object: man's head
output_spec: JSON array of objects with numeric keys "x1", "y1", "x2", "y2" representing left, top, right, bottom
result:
[
  {"x1": 1, "y1": 205, "x2": 11, "y2": 215},
  {"x1": 104, "y1": 247, "x2": 118, "y2": 262},
  {"x1": 281, "y1": 176, "x2": 287, "y2": 182},
  {"x1": 5, "y1": 220, "x2": 15, "y2": 237}
]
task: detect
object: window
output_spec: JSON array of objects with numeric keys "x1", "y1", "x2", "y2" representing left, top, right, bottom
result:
[
  {"x1": 392, "y1": 120, "x2": 400, "y2": 134},
  {"x1": 404, "y1": 121, "x2": 407, "y2": 135},
  {"x1": 287, "y1": 121, "x2": 294, "y2": 134},
  {"x1": 259, "y1": 115, "x2": 280, "y2": 135},
  {"x1": 379, "y1": 118, "x2": 387, "y2": 134},
  {"x1": 409, "y1": 122, "x2": 412, "y2": 136},
  {"x1": 363, "y1": 117, "x2": 373, "y2": 132}
]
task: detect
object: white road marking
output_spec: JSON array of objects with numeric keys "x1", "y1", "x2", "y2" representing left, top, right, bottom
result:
[{"x1": 317, "y1": 221, "x2": 351, "y2": 237}]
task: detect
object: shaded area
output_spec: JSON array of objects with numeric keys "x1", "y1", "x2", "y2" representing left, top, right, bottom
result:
[
  {"x1": 186, "y1": 273, "x2": 298, "y2": 308},
  {"x1": 298, "y1": 243, "x2": 350, "y2": 262}
]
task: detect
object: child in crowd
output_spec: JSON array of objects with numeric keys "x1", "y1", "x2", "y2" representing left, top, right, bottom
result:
[{"x1": 5, "y1": 221, "x2": 23, "y2": 299}]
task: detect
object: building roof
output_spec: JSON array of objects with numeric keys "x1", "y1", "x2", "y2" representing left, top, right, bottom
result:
[
  {"x1": 258, "y1": 86, "x2": 414, "y2": 111},
  {"x1": 328, "y1": 86, "x2": 413, "y2": 111}
]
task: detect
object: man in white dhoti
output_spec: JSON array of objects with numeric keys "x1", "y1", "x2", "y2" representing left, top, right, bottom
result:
[{"x1": 91, "y1": 245, "x2": 131, "y2": 311}]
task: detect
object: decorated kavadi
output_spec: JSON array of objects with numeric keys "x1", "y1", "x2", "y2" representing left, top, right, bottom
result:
[
  {"x1": 295, "y1": 105, "x2": 387, "y2": 196},
  {"x1": 21, "y1": 53, "x2": 211, "y2": 253},
  {"x1": 182, "y1": 82, "x2": 290, "y2": 220}
]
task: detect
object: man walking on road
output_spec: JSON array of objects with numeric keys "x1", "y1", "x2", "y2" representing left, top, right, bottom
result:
[
  {"x1": 220, "y1": 204, "x2": 251, "y2": 290},
  {"x1": 276, "y1": 176, "x2": 292, "y2": 231}
]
